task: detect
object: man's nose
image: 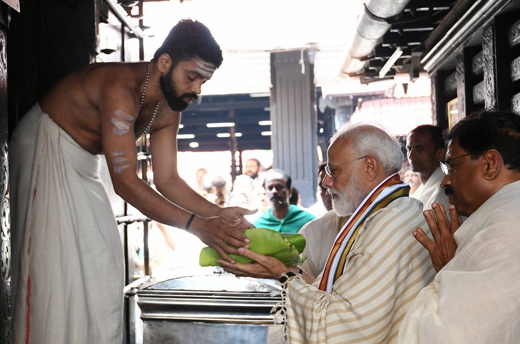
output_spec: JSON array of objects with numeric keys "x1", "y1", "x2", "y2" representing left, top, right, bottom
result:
[
  {"x1": 440, "y1": 173, "x2": 450, "y2": 189},
  {"x1": 322, "y1": 173, "x2": 333, "y2": 188},
  {"x1": 192, "y1": 80, "x2": 202, "y2": 95}
]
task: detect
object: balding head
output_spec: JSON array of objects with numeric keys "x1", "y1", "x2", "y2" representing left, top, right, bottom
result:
[
  {"x1": 330, "y1": 124, "x2": 403, "y2": 175},
  {"x1": 324, "y1": 124, "x2": 403, "y2": 215}
]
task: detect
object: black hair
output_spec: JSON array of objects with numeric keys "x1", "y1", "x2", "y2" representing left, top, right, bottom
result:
[
  {"x1": 289, "y1": 187, "x2": 299, "y2": 205},
  {"x1": 265, "y1": 168, "x2": 292, "y2": 190},
  {"x1": 318, "y1": 161, "x2": 327, "y2": 175},
  {"x1": 446, "y1": 110, "x2": 520, "y2": 172},
  {"x1": 153, "y1": 19, "x2": 223, "y2": 69},
  {"x1": 410, "y1": 124, "x2": 445, "y2": 150}
]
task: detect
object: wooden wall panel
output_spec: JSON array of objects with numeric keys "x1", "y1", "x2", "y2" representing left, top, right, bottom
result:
[{"x1": 0, "y1": 4, "x2": 10, "y2": 343}]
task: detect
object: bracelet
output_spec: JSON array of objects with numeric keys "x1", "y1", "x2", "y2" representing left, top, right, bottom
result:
[{"x1": 185, "y1": 213, "x2": 195, "y2": 231}]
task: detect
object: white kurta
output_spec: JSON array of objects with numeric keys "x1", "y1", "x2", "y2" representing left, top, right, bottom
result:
[
  {"x1": 299, "y1": 210, "x2": 346, "y2": 279},
  {"x1": 286, "y1": 197, "x2": 435, "y2": 344},
  {"x1": 411, "y1": 167, "x2": 449, "y2": 211},
  {"x1": 10, "y1": 104, "x2": 124, "y2": 344},
  {"x1": 398, "y1": 180, "x2": 520, "y2": 344}
]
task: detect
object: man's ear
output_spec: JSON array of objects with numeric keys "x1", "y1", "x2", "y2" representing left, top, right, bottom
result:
[
  {"x1": 157, "y1": 53, "x2": 172, "y2": 75},
  {"x1": 365, "y1": 155, "x2": 379, "y2": 182},
  {"x1": 435, "y1": 147, "x2": 447, "y2": 162},
  {"x1": 482, "y1": 149, "x2": 502, "y2": 180}
]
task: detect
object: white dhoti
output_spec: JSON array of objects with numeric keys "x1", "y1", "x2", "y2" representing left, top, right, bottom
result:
[{"x1": 10, "y1": 104, "x2": 124, "y2": 344}]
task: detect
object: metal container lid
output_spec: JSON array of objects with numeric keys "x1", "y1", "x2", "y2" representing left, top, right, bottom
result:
[{"x1": 136, "y1": 266, "x2": 282, "y2": 323}]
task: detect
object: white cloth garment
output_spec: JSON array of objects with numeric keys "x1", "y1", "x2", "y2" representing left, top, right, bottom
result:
[
  {"x1": 411, "y1": 167, "x2": 449, "y2": 211},
  {"x1": 286, "y1": 197, "x2": 435, "y2": 344},
  {"x1": 299, "y1": 210, "x2": 345, "y2": 279},
  {"x1": 10, "y1": 104, "x2": 124, "y2": 344},
  {"x1": 398, "y1": 180, "x2": 520, "y2": 344}
]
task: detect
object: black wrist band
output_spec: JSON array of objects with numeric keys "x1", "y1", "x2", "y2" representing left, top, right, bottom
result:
[
  {"x1": 185, "y1": 213, "x2": 195, "y2": 231},
  {"x1": 279, "y1": 268, "x2": 302, "y2": 284},
  {"x1": 279, "y1": 271, "x2": 296, "y2": 284}
]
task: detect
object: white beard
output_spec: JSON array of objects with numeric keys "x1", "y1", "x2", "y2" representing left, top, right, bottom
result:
[{"x1": 329, "y1": 174, "x2": 366, "y2": 217}]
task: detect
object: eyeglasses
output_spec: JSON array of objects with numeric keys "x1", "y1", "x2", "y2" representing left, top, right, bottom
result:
[
  {"x1": 325, "y1": 155, "x2": 367, "y2": 178},
  {"x1": 439, "y1": 153, "x2": 472, "y2": 174}
]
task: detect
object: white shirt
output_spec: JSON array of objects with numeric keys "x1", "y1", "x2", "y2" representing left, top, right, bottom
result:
[
  {"x1": 399, "y1": 180, "x2": 520, "y2": 344},
  {"x1": 411, "y1": 167, "x2": 450, "y2": 211},
  {"x1": 299, "y1": 210, "x2": 343, "y2": 279}
]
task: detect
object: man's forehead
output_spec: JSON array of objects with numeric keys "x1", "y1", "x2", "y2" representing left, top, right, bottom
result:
[
  {"x1": 407, "y1": 131, "x2": 432, "y2": 145},
  {"x1": 186, "y1": 58, "x2": 216, "y2": 80},
  {"x1": 266, "y1": 172, "x2": 286, "y2": 184},
  {"x1": 327, "y1": 138, "x2": 353, "y2": 162},
  {"x1": 446, "y1": 139, "x2": 462, "y2": 157}
]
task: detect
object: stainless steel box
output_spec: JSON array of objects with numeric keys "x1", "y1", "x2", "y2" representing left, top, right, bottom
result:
[{"x1": 137, "y1": 267, "x2": 284, "y2": 344}]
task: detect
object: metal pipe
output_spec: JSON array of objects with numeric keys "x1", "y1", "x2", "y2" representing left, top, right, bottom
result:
[
  {"x1": 104, "y1": 0, "x2": 152, "y2": 38},
  {"x1": 340, "y1": 0, "x2": 412, "y2": 76},
  {"x1": 421, "y1": 0, "x2": 511, "y2": 72}
]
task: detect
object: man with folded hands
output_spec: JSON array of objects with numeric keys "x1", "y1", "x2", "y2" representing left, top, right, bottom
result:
[{"x1": 399, "y1": 110, "x2": 520, "y2": 344}]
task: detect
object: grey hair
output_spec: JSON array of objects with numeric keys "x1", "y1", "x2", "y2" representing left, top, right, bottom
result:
[{"x1": 330, "y1": 123, "x2": 403, "y2": 173}]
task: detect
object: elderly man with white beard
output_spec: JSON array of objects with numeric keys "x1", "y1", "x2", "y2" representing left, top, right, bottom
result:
[{"x1": 219, "y1": 123, "x2": 436, "y2": 344}]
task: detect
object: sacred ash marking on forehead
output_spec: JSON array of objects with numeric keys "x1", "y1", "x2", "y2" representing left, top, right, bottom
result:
[{"x1": 195, "y1": 60, "x2": 216, "y2": 79}]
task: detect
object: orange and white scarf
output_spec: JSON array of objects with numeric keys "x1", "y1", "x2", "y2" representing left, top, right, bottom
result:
[{"x1": 319, "y1": 173, "x2": 409, "y2": 293}]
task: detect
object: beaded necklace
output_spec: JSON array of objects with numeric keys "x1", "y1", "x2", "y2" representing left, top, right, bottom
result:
[{"x1": 139, "y1": 61, "x2": 160, "y2": 137}]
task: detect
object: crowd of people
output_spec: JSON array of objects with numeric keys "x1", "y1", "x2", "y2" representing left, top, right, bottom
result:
[{"x1": 8, "y1": 16, "x2": 520, "y2": 344}]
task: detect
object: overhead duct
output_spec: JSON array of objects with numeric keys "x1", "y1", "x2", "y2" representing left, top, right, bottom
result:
[{"x1": 340, "y1": 0, "x2": 412, "y2": 78}]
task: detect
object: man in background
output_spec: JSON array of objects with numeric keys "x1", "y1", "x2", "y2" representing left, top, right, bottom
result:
[
  {"x1": 399, "y1": 110, "x2": 520, "y2": 344},
  {"x1": 406, "y1": 124, "x2": 449, "y2": 211},
  {"x1": 243, "y1": 158, "x2": 264, "y2": 187},
  {"x1": 308, "y1": 161, "x2": 333, "y2": 216},
  {"x1": 253, "y1": 169, "x2": 315, "y2": 233}
]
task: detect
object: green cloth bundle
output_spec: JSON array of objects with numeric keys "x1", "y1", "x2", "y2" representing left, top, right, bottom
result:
[{"x1": 199, "y1": 227, "x2": 306, "y2": 266}]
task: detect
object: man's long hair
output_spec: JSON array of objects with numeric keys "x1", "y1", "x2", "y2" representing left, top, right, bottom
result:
[
  {"x1": 153, "y1": 19, "x2": 223, "y2": 69},
  {"x1": 446, "y1": 110, "x2": 520, "y2": 172}
]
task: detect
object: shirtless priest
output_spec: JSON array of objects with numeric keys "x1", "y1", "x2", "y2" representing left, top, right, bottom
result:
[{"x1": 9, "y1": 19, "x2": 254, "y2": 344}]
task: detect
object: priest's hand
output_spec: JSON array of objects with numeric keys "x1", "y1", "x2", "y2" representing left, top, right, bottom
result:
[
  {"x1": 190, "y1": 216, "x2": 250, "y2": 263},
  {"x1": 217, "y1": 206, "x2": 257, "y2": 231},
  {"x1": 413, "y1": 202, "x2": 462, "y2": 272}
]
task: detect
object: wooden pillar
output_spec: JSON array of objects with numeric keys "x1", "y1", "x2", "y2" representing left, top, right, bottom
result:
[
  {"x1": 484, "y1": 12, "x2": 517, "y2": 111},
  {"x1": 0, "y1": 4, "x2": 11, "y2": 344},
  {"x1": 431, "y1": 70, "x2": 450, "y2": 129},
  {"x1": 270, "y1": 50, "x2": 318, "y2": 207},
  {"x1": 458, "y1": 46, "x2": 482, "y2": 117},
  {"x1": 483, "y1": 24, "x2": 499, "y2": 110}
]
